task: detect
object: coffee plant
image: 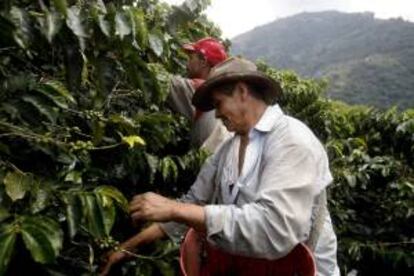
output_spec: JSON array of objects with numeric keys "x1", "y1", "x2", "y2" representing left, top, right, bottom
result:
[
  {"x1": 0, "y1": 1, "x2": 412, "y2": 275},
  {"x1": 261, "y1": 63, "x2": 414, "y2": 275}
]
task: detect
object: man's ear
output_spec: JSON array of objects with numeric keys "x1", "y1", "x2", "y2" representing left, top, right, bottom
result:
[
  {"x1": 238, "y1": 82, "x2": 250, "y2": 101},
  {"x1": 201, "y1": 58, "x2": 209, "y2": 68}
]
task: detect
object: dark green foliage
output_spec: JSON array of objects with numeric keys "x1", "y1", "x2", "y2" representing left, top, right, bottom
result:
[
  {"x1": 261, "y1": 63, "x2": 414, "y2": 275},
  {"x1": 0, "y1": 0, "x2": 218, "y2": 275},
  {"x1": 0, "y1": 1, "x2": 413, "y2": 276},
  {"x1": 232, "y1": 11, "x2": 414, "y2": 110}
]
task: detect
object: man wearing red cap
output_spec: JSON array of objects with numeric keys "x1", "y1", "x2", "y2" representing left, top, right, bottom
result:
[
  {"x1": 167, "y1": 37, "x2": 231, "y2": 152},
  {"x1": 100, "y1": 38, "x2": 230, "y2": 275}
]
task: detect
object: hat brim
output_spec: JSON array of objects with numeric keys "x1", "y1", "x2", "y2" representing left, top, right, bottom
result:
[{"x1": 192, "y1": 72, "x2": 283, "y2": 112}]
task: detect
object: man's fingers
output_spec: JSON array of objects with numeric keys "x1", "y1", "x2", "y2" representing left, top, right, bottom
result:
[
  {"x1": 99, "y1": 262, "x2": 112, "y2": 276},
  {"x1": 129, "y1": 197, "x2": 146, "y2": 212},
  {"x1": 129, "y1": 194, "x2": 148, "y2": 212},
  {"x1": 99, "y1": 251, "x2": 125, "y2": 276},
  {"x1": 129, "y1": 202, "x2": 142, "y2": 213},
  {"x1": 129, "y1": 198, "x2": 142, "y2": 208},
  {"x1": 131, "y1": 192, "x2": 151, "y2": 203},
  {"x1": 131, "y1": 209, "x2": 146, "y2": 221}
]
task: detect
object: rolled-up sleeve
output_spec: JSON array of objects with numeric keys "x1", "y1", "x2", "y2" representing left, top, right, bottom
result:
[{"x1": 204, "y1": 142, "x2": 318, "y2": 259}]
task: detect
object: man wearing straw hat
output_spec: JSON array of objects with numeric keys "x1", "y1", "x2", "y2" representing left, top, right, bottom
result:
[{"x1": 101, "y1": 57, "x2": 340, "y2": 275}]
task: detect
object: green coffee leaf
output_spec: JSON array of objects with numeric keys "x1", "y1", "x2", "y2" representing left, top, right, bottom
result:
[
  {"x1": 21, "y1": 216, "x2": 63, "y2": 264},
  {"x1": 52, "y1": 0, "x2": 68, "y2": 17},
  {"x1": 0, "y1": 224, "x2": 16, "y2": 275},
  {"x1": 3, "y1": 171, "x2": 32, "y2": 202},
  {"x1": 79, "y1": 194, "x2": 106, "y2": 238},
  {"x1": 96, "y1": 195, "x2": 115, "y2": 235},
  {"x1": 21, "y1": 95, "x2": 58, "y2": 123},
  {"x1": 149, "y1": 33, "x2": 163, "y2": 57},
  {"x1": 62, "y1": 194, "x2": 82, "y2": 239},
  {"x1": 94, "y1": 185, "x2": 128, "y2": 212},
  {"x1": 115, "y1": 11, "x2": 131, "y2": 40}
]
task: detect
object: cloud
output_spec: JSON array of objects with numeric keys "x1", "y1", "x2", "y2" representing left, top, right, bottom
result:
[
  {"x1": 206, "y1": 0, "x2": 275, "y2": 38},
  {"x1": 162, "y1": 0, "x2": 414, "y2": 38}
]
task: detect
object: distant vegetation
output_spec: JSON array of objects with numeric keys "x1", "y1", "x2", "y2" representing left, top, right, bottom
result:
[{"x1": 232, "y1": 11, "x2": 414, "y2": 110}]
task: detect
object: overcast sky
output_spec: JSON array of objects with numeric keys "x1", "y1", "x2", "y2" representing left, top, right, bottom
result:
[{"x1": 163, "y1": 0, "x2": 414, "y2": 38}]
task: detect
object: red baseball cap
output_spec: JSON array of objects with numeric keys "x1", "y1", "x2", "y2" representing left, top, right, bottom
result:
[{"x1": 183, "y1": 37, "x2": 228, "y2": 67}]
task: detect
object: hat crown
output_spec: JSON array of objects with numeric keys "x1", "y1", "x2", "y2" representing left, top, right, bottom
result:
[
  {"x1": 185, "y1": 37, "x2": 227, "y2": 66},
  {"x1": 208, "y1": 57, "x2": 258, "y2": 80},
  {"x1": 192, "y1": 57, "x2": 282, "y2": 112}
]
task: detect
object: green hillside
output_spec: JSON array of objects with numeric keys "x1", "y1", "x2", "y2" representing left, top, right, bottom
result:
[{"x1": 232, "y1": 11, "x2": 414, "y2": 109}]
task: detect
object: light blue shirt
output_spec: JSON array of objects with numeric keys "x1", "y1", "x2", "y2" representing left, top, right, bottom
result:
[{"x1": 161, "y1": 105, "x2": 340, "y2": 276}]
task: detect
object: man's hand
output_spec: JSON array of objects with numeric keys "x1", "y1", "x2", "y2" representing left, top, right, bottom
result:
[
  {"x1": 99, "y1": 249, "x2": 128, "y2": 276},
  {"x1": 129, "y1": 192, "x2": 178, "y2": 222},
  {"x1": 130, "y1": 192, "x2": 206, "y2": 231},
  {"x1": 99, "y1": 223, "x2": 167, "y2": 276}
]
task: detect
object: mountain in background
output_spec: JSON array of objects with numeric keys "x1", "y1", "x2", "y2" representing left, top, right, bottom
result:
[{"x1": 231, "y1": 11, "x2": 414, "y2": 109}]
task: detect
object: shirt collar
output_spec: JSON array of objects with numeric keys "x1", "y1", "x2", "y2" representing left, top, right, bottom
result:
[{"x1": 253, "y1": 104, "x2": 284, "y2": 133}]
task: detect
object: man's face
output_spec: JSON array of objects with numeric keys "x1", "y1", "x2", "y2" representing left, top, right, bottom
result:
[
  {"x1": 212, "y1": 83, "x2": 247, "y2": 133},
  {"x1": 186, "y1": 52, "x2": 206, "y2": 78}
]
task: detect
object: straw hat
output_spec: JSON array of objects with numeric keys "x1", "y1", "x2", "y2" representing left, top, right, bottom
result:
[{"x1": 192, "y1": 57, "x2": 282, "y2": 111}]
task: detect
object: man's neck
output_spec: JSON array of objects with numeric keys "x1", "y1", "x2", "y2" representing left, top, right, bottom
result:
[
  {"x1": 200, "y1": 71, "x2": 209, "y2": 80},
  {"x1": 237, "y1": 102, "x2": 267, "y2": 175},
  {"x1": 238, "y1": 102, "x2": 268, "y2": 137}
]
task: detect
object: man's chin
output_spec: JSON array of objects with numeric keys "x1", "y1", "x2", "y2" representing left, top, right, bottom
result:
[{"x1": 187, "y1": 71, "x2": 198, "y2": 79}]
